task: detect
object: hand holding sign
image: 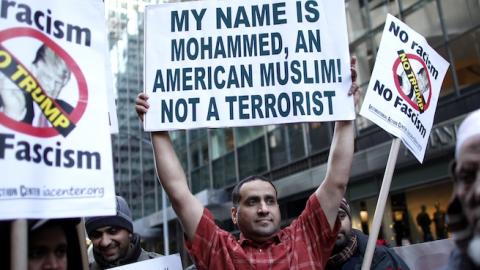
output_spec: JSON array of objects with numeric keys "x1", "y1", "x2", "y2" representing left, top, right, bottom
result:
[
  {"x1": 349, "y1": 56, "x2": 361, "y2": 108},
  {"x1": 135, "y1": 92, "x2": 149, "y2": 123}
]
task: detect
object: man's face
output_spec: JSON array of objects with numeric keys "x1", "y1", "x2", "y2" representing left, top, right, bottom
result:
[
  {"x1": 454, "y1": 135, "x2": 480, "y2": 228},
  {"x1": 32, "y1": 59, "x2": 69, "y2": 99},
  {"x1": 231, "y1": 180, "x2": 281, "y2": 243},
  {"x1": 334, "y1": 209, "x2": 352, "y2": 251},
  {"x1": 89, "y1": 226, "x2": 131, "y2": 263},
  {"x1": 28, "y1": 225, "x2": 67, "y2": 270}
]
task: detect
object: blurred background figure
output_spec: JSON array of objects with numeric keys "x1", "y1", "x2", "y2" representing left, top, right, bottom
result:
[
  {"x1": 433, "y1": 202, "x2": 447, "y2": 240},
  {"x1": 28, "y1": 218, "x2": 83, "y2": 270},
  {"x1": 416, "y1": 205, "x2": 433, "y2": 242}
]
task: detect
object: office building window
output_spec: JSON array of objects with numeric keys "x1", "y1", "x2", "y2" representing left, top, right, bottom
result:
[
  {"x1": 287, "y1": 123, "x2": 306, "y2": 161},
  {"x1": 211, "y1": 128, "x2": 236, "y2": 188},
  {"x1": 238, "y1": 137, "x2": 267, "y2": 180},
  {"x1": 268, "y1": 126, "x2": 288, "y2": 168},
  {"x1": 308, "y1": 122, "x2": 332, "y2": 153},
  {"x1": 211, "y1": 128, "x2": 234, "y2": 159},
  {"x1": 171, "y1": 130, "x2": 188, "y2": 172},
  {"x1": 191, "y1": 166, "x2": 210, "y2": 194},
  {"x1": 212, "y1": 152, "x2": 236, "y2": 189}
]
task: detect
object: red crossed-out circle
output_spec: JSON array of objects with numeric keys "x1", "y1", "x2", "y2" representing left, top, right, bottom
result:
[
  {"x1": 0, "y1": 27, "x2": 88, "y2": 137},
  {"x1": 392, "y1": 53, "x2": 432, "y2": 112}
]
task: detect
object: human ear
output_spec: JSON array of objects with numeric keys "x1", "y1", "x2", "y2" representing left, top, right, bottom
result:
[{"x1": 231, "y1": 207, "x2": 238, "y2": 225}]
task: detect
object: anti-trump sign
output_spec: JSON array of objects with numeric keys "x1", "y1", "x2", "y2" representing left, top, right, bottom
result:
[
  {"x1": 144, "y1": 0, "x2": 354, "y2": 131},
  {"x1": 0, "y1": 0, "x2": 116, "y2": 219},
  {"x1": 360, "y1": 14, "x2": 449, "y2": 163}
]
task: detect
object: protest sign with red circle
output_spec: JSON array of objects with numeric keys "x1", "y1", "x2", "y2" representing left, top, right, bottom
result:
[
  {"x1": 392, "y1": 51, "x2": 432, "y2": 113},
  {"x1": 0, "y1": 27, "x2": 87, "y2": 137}
]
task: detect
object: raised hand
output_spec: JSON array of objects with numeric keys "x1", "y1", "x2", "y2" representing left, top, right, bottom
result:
[{"x1": 135, "y1": 92, "x2": 149, "y2": 122}]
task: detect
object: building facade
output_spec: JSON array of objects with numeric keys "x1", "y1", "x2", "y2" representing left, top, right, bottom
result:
[{"x1": 106, "y1": 0, "x2": 480, "y2": 265}]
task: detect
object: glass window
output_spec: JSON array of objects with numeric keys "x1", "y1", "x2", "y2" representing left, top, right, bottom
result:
[
  {"x1": 268, "y1": 127, "x2": 288, "y2": 168},
  {"x1": 238, "y1": 137, "x2": 267, "y2": 180},
  {"x1": 189, "y1": 129, "x2": 209, "y2": 169},
  {"x1": 235, "y1": 126, "x2": 264, "y2": 147},
  {"x1": 144, "y1": 190, "x2": 156, "y2": 216},
  {"x1": 308, "y1": 122, "x2": 332, "y2": 153},
  {"x1": 287, "y1": 123, "x2": 306, "y2": 161},
  {"x1": 437, "y1": 0, "x2": 480, "y2": 95},
  {"x1": 448, "y1": 31, "x2": 480, "y2": 93},
  {"x1": 210, "y1": 128, "x2": 234, "y2": 159},
  {"x1": 212, "y1": 152, "x2": 236, "y2": 189},
  {"x1": 170, "y1": 130, "x2": 188, "y2": 172},
  {"x1": 191, "y1": 166, "x2": 210, "y2": 194},
  {"x1": 210, "y1": 128, "x2": 236, "y2": 189}
]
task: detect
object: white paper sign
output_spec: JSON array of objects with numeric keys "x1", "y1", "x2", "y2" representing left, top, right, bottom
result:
[
  {"x1": 0, "y1": 0, "x2": 116, "y2": 219},
  {"x1": 111, "y1": 254, "x2": 183, "y2": 270},
  {"x1": 360, "y1": 14, "x2": 449, "y2": 163},
  {"x1": 144, "y1": 0, "x2": 353, "y2": 131}
]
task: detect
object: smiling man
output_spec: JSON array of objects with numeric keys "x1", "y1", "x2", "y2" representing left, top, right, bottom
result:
[{"x1": 85, "y1": 196, "x2": 160, "y2": 270}]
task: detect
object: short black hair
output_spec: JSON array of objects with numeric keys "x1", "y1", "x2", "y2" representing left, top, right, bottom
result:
[
  {"x1": 32, "y1": 44, "x2": 48, "y2": 65},
  {"x1": 231, "y1": 175, "x2": 277, "y2": 207}
]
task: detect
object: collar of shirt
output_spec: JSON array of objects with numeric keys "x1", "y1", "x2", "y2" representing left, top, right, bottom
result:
[{"x1": 238, "y1": 232, "x2": 282, "y2": 248}]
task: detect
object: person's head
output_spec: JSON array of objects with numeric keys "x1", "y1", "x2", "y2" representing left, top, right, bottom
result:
[
  {"x1": 231, "y1": 175, "x2": 281, "y2": 243},
  {"x1": 28, "y1": 218, "x2": 80, "y2": 270},
  {"x1": 421, "y1": 205, "x2": 427, "y2": 212},
  {"x1": 85, "y1": 196, "x2": 133, "y2": 263},
  {"x1": 32, "y1": 44, "x2": 71, "y2": 98},
  {"x1": 333, "y1": 198, "x2": 353, "y2": 252},
  {"x1": 451, "y1": 109, "x2": 480, "y2": 263}
]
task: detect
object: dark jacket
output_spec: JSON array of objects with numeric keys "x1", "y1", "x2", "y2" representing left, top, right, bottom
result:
[
  {"x1": 89, "y1": 233, "x2": 160, "y2": 270},
  {"x1": 327, "y1": 229, "x2": 410, "y2": 270}
]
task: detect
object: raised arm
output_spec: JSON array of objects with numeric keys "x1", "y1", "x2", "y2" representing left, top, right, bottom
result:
[
  {"x1": 136, "y1": 93, "x2": 203, "y2": 241},
  {"x1": 315, "y1": 57, "x2": 359, "y2": 229}
]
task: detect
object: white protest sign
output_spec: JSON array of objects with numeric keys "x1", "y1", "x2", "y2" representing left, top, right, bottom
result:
[
  {"x1": 105, "y1": 42, "x2": 119, "y2": 134},
  {"x1": 0, "y1": 0, "x2": 116, "y2": 219},
  {"x1": 360, "y1": 14, "x2": 449, "y2": 163},
  {"x1": 111, "y1": 254, "x2": 183, "y2": 270},
  {"x1": 144, "y1": 0, "x2": 353, "y2": 131}
]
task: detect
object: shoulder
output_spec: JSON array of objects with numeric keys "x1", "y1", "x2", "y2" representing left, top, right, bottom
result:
[
  {"x1": 352, "y1": 229, "x2": 369, "y2": 250},
  {"x1": 138, "y1": 249, "x2": 162, "y2": 261},
  {"x1": 353, "y1": 230, "x2": 409, "y2": 270}
]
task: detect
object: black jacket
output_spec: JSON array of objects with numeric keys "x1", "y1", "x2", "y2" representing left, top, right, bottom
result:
[{"x1": 327, "y1": 229, "x2": 410, "y2": 270}]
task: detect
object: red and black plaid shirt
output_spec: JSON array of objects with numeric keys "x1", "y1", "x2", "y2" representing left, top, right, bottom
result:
[{"x1": 185, "y1": 194, "x2": 340, "y2": 270}]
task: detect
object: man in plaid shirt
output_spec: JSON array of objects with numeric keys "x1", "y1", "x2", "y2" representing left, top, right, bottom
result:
[{"x1": 136, "y1": 59, "x2": 360, "y2": 270}]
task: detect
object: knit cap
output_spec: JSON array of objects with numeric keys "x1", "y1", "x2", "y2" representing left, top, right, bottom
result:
[
  {"x1": 340, "y1": 198, "x2": 351, "y2": 219},
  {"x1": 85, "y1": 196, "x2": 133, "y2": 235}
]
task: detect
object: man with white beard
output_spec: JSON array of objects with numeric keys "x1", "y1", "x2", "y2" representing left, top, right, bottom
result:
[{"x1": 442, "y1": 109, "x2": 480, "y2": 269}]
